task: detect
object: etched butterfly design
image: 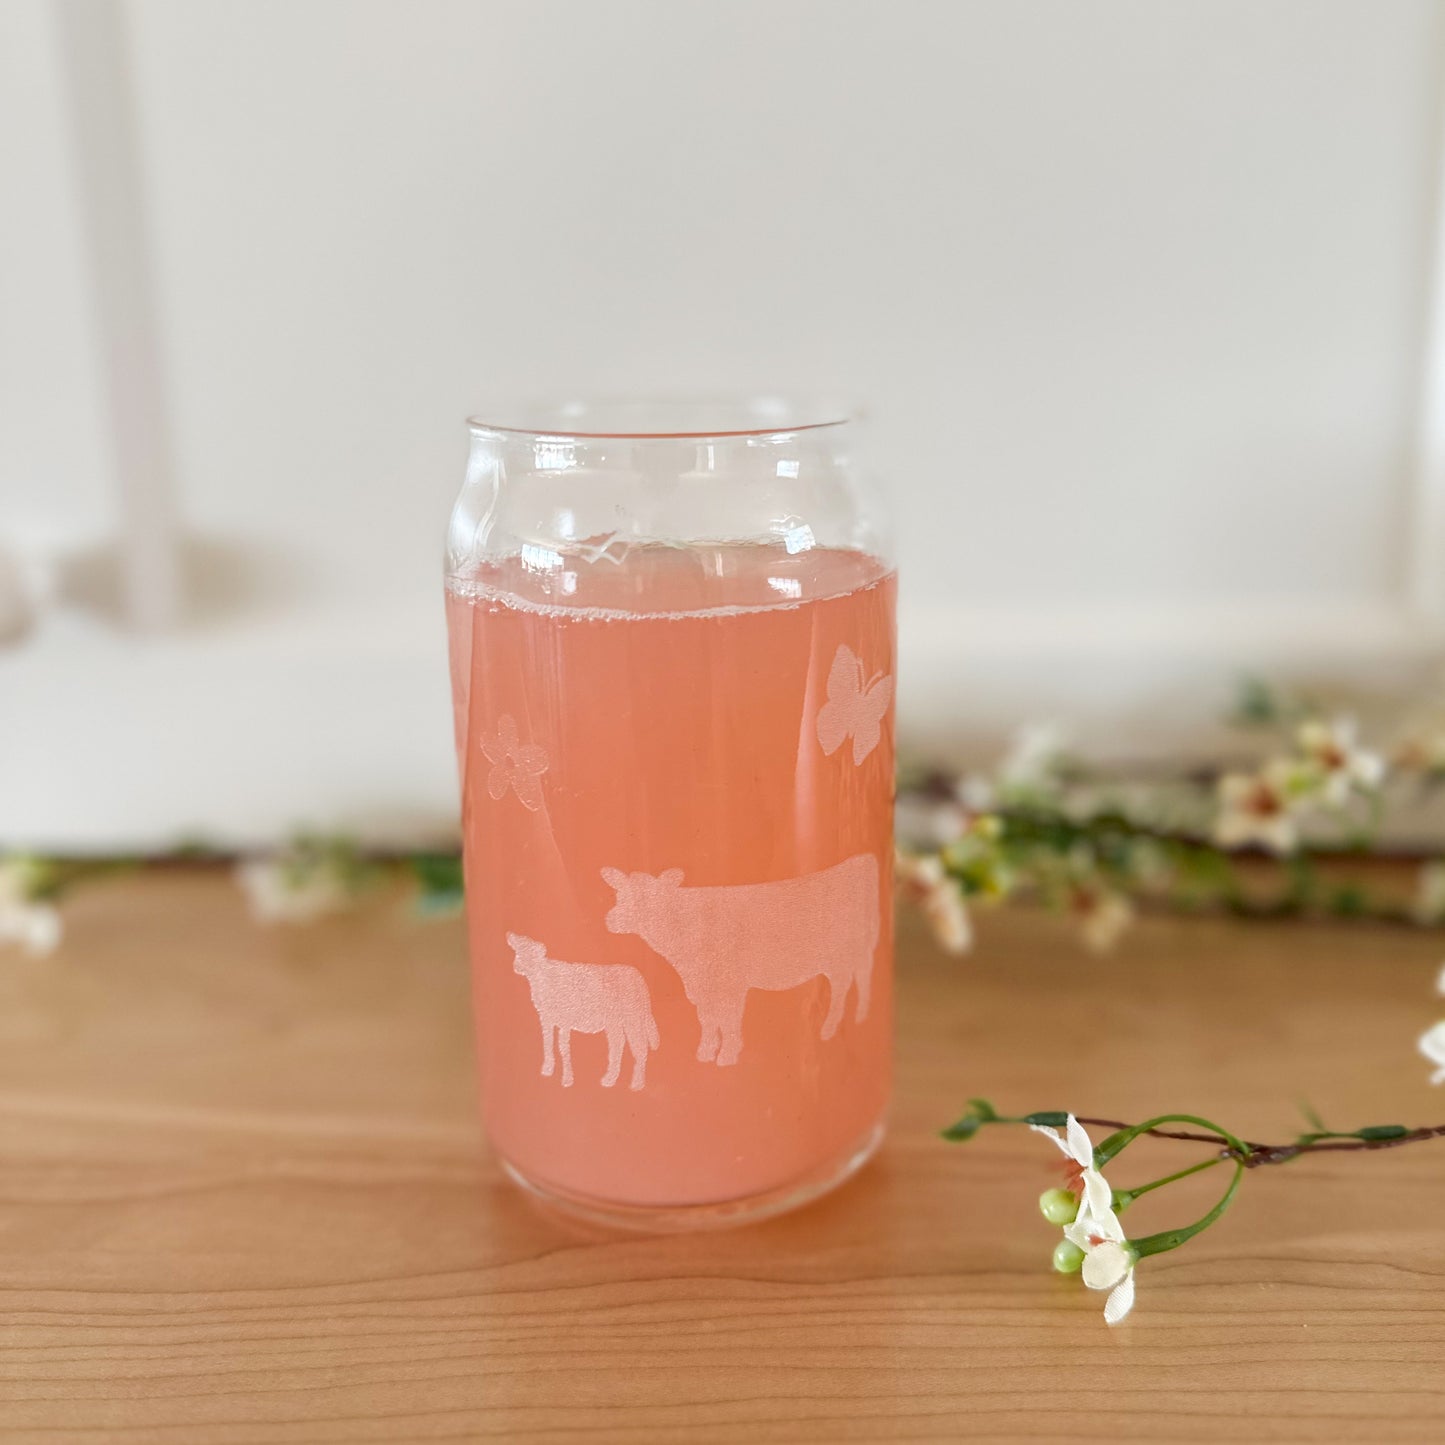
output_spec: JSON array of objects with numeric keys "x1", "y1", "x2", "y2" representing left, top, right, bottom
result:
[{"x1": 816, "y1": 644, "x2": 893, "y2": 765}]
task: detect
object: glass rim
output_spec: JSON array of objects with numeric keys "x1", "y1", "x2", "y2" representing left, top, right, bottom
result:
[{"x1": 466, "y1": 395, "x2": 856, "y2": 441}]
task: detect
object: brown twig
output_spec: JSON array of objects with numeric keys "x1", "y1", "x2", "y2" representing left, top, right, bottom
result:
[
  {"x1": 1073, "y1": 1116, "x2": 1445, "y2": 1167},
  {"x1": 1072, "y1": 1117, "x2": 1267, "y2": 1150}
]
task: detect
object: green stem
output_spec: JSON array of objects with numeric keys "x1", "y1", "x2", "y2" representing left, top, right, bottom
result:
[
  {"x1": 1130, "y1": 1161, "x2": 1244, "y2": 1259},
  {"x1": 1094, "y1": 1113, "x2": 1252, "y2": 1167},
  {"x1": 1111, "y1": 1156, "x2": 1223, "y2": 1210}
]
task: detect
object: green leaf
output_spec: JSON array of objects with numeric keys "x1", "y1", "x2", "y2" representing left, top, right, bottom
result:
[
  {"x1": 1230, "y1": 676, "x2": 1284, "y2": 728},
  {"x1": 1356, "y1": 1124, "x2": 1409, "y2": 1141},
  {"x1": 409, "y1": 852, "x2": 465, "y2": 916},
  {"x1": 409, "y1": 852, "x2": 464, "y2": 891},
  {"x1": 1329, "y1": 884, "x2": 1368, "y2": 917},
  {"x1": 941, "y1": 1115, "x2": 982, "y2": 1141}
]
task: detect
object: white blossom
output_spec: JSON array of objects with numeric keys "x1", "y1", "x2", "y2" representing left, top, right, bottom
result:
[
  {"x1": 1413, "y1": 864, "x2": 1445, "y2": 926},
  {"x1": 955, "y1": 773, "x2": 996, "y2": 813},
  {"x1": 1030, "y1": 1115, "x2": 1114, "y2": 1226},
  {"x1": 1063, "y1": 1205, "x2": 1138, "y2": 1324},
  {"x1": 896, "y1": 852, "x2": 972, "y2": 954},
  {"x1": 895, "y1": 794, "x2": 969, "y2": 849},
  {"x1": 1297, "y1": 717, "x2": 1385, "y2": 805},
  {"x1": 1393, "y1": 724, "x2": 1445, "y2": 775},
  {"x1": 0, "y1": 862, "x2": 60, "y2": 955},
  {"x1": 998, "y1": 724, "x2": 1068, "y2": 794},
  {"x1": 1420, "y1": 1021, "x2": 1445, "y2": 1086},
  {"x1": 1213, "y1": 761, "x2": 1299, "y2": 854},
  {"x1": 1072, "y1": 886, "x2": 1135, "y2": 954},
  {"x1": 1033, "y1": 1113, "x2": 1136, "y2": 1323},
  {"x1": 236, "y1": 858, "x2": 351, "y2": 925}
]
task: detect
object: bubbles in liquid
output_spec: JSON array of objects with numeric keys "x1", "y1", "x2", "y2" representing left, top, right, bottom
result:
[{"x1": 447, "y1": 541, "x2": 892, "y2": 622}]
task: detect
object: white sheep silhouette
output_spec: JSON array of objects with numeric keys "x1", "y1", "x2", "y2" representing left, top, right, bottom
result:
[{"x1": 507, "y1": 932, "x2": 659, "y2": 1090}]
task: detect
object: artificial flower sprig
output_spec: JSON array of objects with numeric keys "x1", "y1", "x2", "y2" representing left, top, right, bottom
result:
[
  {"x1": 0, "y1": 854, "x2": 134, "y2": 954},
  {"x1": 944, "y1": 1099, "x2": 1445, "y2": 1324},
  {"x1": 0, "y1": 838, "x2": 466, "y2": 953},
  {"x1": 894, "y1": 679, "x2": 1445, "y2": 957},
  {"x1": 7, "y1": 679, "x2": 1445, "y2": 956}
]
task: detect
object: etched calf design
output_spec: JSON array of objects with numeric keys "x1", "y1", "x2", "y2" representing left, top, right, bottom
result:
[
  {"x1": 601, "y1": 854, "x2": 879, "y2": 1067},
  {"x1": 507, "y1": 932, "x2": 659, "y2": 1090}
]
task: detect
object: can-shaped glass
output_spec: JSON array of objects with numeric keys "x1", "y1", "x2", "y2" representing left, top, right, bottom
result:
[{"x1": 444, "y1": 400, "x2": 895, "y2": 1228}]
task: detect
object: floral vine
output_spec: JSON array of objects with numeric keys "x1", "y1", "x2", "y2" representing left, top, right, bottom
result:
[
  {"x1": 944, "y1": 1100, "x2": 1445, "y2": 1324},
  {"x1": 895, "y1": 679, "x2": 1445, "y2": 960}
]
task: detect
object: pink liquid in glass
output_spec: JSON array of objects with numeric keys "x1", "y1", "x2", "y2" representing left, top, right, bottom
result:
[{"x1": 446, "y1": 543, "x2": 895, "y2": 1214}]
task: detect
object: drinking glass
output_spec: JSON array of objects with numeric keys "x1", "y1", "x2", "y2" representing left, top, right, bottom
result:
[{"x1": 444, "y1": 399, "x2": 895, "y2": 1228}]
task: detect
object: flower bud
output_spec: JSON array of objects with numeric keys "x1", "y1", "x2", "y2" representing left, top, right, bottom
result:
[
  {"x1": 1039, "y1": 1187, "x2": 1079, "y2": 1225},
  {"x1": 1052, "y1": 1239, "x2": 1085, "y2": 1274}
]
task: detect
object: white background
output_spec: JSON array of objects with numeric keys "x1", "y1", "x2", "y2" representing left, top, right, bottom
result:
[{"x1": 5, "y1": 0, "x2": 1445, "y2": 847}]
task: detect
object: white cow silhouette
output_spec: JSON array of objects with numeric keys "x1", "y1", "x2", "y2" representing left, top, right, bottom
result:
[
  {"x1": 507, "y1": 932, "x2": 659, "y2": 1090},
  {"x1": 601, "y1": 854, "x2": 879, "y2": 1067}
]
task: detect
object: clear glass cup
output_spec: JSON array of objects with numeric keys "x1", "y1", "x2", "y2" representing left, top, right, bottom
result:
[{"x1": 444, "y1": 399, "x2": 896, "y2": 1228}]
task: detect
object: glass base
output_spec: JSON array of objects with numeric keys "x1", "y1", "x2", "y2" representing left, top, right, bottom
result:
[{"x1": 498, "y1": 1118, "x2": 886, "y2": 1233}]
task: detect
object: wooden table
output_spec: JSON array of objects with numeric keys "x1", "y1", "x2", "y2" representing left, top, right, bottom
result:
[{"x1": 3, "y1": 869, "x2": 1443, "y2": 1442}]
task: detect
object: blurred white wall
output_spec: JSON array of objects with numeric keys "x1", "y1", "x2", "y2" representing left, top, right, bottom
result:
[{"x1": 4, "y1": 0, "x2": 1445, "y2": 847}]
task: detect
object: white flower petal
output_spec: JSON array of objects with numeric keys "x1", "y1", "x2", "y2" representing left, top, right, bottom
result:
[
  {"x1": 1437, "y1": 962, "x2": 1445, "y2": 998},
  {"x1": 923, "y1": 884, "x2": 972, "y2": 955},
  {"x1": 1420, "y1": 1022, "x2": 1445, "y2": 1068},
  {"x1": 896, "y1": 852, "x2": 945, "y2": 888},
  {"x1": 1081, "y1": 895, "x2": 1134, "y2": 953},
  {"x1": 1080, "y1": 1167, "x2": 1113, "y2": 1219},
  {"x1": 1064, "y1": 1115, "x2": 1094, "y2": 1167},
  {"x1": 1103, "y1": 1269, "x2": 1136, "y2": 1324},
  {"x1": 1216, "y1": 774, "x2": 1253, "y2": 807},
  {"x1": 1090, "y1": 1205, "x2": 1127, "y2": 1243},
  {"x1": 23, "y1": 904, "x2": 60, "y2": 955},
  {"x1": 1353, "y1": 751, "x2": 1385, "y2": 789},
  {"x1": 1029, "y1": 1123, "x2": 1071, "y2": 1157},
  {"x1": 999, "y1": 723, "x2": 1066, "y2": 788},
  {"x1": 1082, "y1": 1240, "x2": 1133, "y2": 1291}
]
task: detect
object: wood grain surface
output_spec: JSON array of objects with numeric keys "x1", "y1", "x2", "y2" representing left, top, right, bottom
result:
[{"x1": 1, "y1": 869, "x2": 1443, "y2": 1443}]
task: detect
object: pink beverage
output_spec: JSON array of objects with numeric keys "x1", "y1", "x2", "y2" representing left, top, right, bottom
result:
[{"x1": 446, "y1": 541, "x2": 896, "y2": 1220}]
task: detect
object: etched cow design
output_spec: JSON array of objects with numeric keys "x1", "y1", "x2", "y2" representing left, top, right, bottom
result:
[
  {"x1": 601, "y1": 854, "x2": 879, "y2": 1067},
  {"x1": 507, "y1": 933, "x2": 659, "y2": 1090}
]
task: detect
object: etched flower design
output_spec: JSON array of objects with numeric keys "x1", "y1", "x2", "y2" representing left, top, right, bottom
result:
[{"x1": 482, "y1": 715, "x2": 548, "y2": 811}]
